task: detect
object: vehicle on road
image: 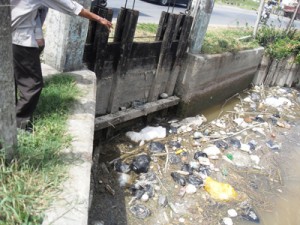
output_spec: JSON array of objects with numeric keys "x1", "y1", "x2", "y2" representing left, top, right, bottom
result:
[
  {"x1": 145, "y1": 0, "x2": 190, "y2": 7},
  {"x1": 282, "y1": 0, "x2": 300, "y2": 19}
]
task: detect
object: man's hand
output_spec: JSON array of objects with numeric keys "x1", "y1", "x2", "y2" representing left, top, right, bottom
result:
[
  {"x1": 79, "y1": 9, "x2": 113, "y2": 32},
  {"x1": 97, "y1": 16, "x2": 113, "y2": 31}
]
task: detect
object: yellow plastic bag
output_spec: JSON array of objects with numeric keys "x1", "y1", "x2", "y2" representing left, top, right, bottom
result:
[{"x1": 204, "y1": 177, "x2": 237, "y2": 201}]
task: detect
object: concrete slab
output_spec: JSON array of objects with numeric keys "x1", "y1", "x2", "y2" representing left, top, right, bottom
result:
[{"x1": 41, "y1": 65, "x2": 96, "y2": 225}]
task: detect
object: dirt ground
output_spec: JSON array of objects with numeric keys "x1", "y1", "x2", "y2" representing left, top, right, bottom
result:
[{"x1": 88, "y1": 86, "x2": 300, "y2": 225}]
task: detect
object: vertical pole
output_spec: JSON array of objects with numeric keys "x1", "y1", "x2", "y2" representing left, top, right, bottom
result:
[
  {"x1": 286, "y1": 1, "x2": 300, "y2": 33},
  {"x1": 188, "y1": 0, "x2": 214, "y2": 54},
  {"x1": 0, "y1": 0, "x2": 17, "y2": 161},
  {"x1": 253, "y1": 0, "x2": 265, "y2": 38}
]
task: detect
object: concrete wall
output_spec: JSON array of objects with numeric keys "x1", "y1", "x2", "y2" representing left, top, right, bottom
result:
[
  {"x1": 175, "y1": 47, "x2": 264, "y2": 116},
  {"x1": 0, "y1": 1, "x2": 17, "y2": 161},
  {"x1": 44, "y1": 0, "x2": 91, "y2": 72}
]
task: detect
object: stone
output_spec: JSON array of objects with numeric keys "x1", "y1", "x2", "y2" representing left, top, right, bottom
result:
[{"x1": 160, "y1": 93, "x2": 168, "y2": 99}]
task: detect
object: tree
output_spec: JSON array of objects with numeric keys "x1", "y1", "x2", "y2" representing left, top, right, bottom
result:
[{"x1": 0, "y1": 0, "x2": 17, "y2": 161}]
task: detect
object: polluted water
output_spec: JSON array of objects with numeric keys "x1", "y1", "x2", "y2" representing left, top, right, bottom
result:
[{"x1": 89, "y1": 86, "x2": 300, "y2": 225}]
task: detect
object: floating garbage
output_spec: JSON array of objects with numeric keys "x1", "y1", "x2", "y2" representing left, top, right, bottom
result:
[
  {"x1": 227, "y1": 209, "x2": 238, "y2": 217},
  {"x1": 149, "y1": 142, "x2": 165, "y2": 153},
  {"x1": 171, "y1": 172, "x2": 186, "y2": 186},
  {"x1": 187, "y1": 175, "x2": 203, "y2": 187},
  {"x1": 126, "y1": 126, "x2": 166, "y2": 143},
  {"x1": 185, "y1": 184, "x2": 197, "y2": 194},
  {"x1": 168, "y1": 140, "x2": 181, "y2": 149},
  {"x1": 266, "y1": 140, "x2": 281, "y2": 151},
  {"x1": 230, "y1": 138, "x2": 241, "y2": 149},
  {"x1": 222, "y1": 217, "x2": 233, "y2": 225},
  {"x1": 214, "y1": 140, "x2": 229, "y2": 150},
  {"x1": 264, "y1": 97, "x2": 292, "y2": 108},
  {"x1": 181, "y1": 164, "x2": 193, "y2": 175},
  {"x1": 131, "y1": 155, "x2": 151, "y2": 174},
  {"x1": 204, "y1": 177, "x2": 237, "y2": 201},
  {"x1": 241, "y1": 208, "x2": 260, "y2": 223},
  {"x1": 172, "y1": 115, "x2": 207, "y2": 133},
  {"x1": 130, "y1": 204, "x2": 151, "y2": 219},
  {"x1": 158, "y1": 195, "x2": 168, "y2": 207},
  {"x1": 114, "y1": 159, "x2": 131, "y2": 173},
  {"x1": 193, "y1": 131, "x2": 202, "y2": 139},
  {"x1": 203, "y1": 146, "x2": 221, "y2": 156},
  {"x1": 169, "y1": 153, "x2": 181, "y2": 164}
]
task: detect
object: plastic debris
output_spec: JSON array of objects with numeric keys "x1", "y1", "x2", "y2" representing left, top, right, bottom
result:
[
  {"x1": 126, "y1": 126, "x2": 166, "y2": 143},
  {"x1": 169, "y1": 153, "x2": 181, "y2": 164},
  {"x1": 114, "y1": 159, "x2": 131, "y2": 173},
  {"x1": 149, "y1": 141, "x2": 165, "y2": 153},
  {"x1": 132, "y1": 100, "x2": 146, "y2": 109},
  {"x1": 187, "y1": 175, "x2": 203, "y2": 187},
  {"x1": 181, "y1": 164, "x2": 193, "y2": 175},
  {"x1": 250, "y1": 155, "x2": 260, "y2": 165},
  {"x1": 169, "y1": 140, "x2": 181, "y2": 149},
  {"x1": 193, "y1": 131, "x2": 202, "y2": 139},
  {"x1": 228, "y1": 209, "x2": 238, "y2": 217},
  {"x1": 185, "y1": 184, "x2": 197, "y2": 194},
  {"x1": 241, "y1": 208, "x2": 260, "y2": 223},
  {"x1": 131, "y1": 155, "x2": 151, "y2": 174},
  {"x1": 130, "y1": 204, "x2": 151, "y2": 219},
  {"x1": 118, "y1": 173, "x2": 132, "y2": 187},
  {"x1": 226, "y1": 153, "x2": 233, "y2": 161},
  {"x1": 264, "y1": 97, "x2": 292, "y2": 108},
  {"x1": 266, "y1": 140, "x2": 281, "y2": 151},
  {"x1": 230, "y1": 138, "x2": 241, "y2": 149},
  {"x1": 173, "y1": 115, "x2": 207, "y2": 133},
  {"x1": 158, "y1": 195, "x2": 168, "y2": 207},
  {"x1": 214, "y1": 140, "x2": 229, "y2": 150},
  {"x1": 204, "y1": 177, "x2": 237, "y2": 201},
  {"x1": 203, "y1": 146, "x2": 221, "y2": 156},
  {"x1": 222, "y1": 217, "x2": 233, "y2": 225},
  {"x1": 171, "y1": 172, "x2": 186, "y2": 186}
]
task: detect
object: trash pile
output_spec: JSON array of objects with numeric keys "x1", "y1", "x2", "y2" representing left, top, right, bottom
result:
[{"x1": 94, "y1": 86, "x2": 300, "y2": 225}]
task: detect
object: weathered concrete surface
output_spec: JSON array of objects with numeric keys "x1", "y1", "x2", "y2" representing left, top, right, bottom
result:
[
  {"x1": 175, "y1": 47, "x2": 264, "y2": 116},
  {"x1": 44, "y1": 0, "x2": 91, "y2": 72},
  {"x1": 42, "y1": 66, "x2": 96, "y2": 225},
  {"x1": 0, "y1": 1, "x2": 17, "y2": 160}
]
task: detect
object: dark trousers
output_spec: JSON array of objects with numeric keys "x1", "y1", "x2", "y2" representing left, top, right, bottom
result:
[{"x1": 13, "y1": 44, "x2": 43, "y2": 129}]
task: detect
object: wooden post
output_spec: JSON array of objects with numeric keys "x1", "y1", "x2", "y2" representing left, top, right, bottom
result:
[
  {"x1": 188, "y1": 0, "x2": 214, "y2": 54},
  {"x1": 253, "y1": 0, "x2": 265, "y2": 38},
  {"x1": 0, "y1": 0, "x2": 17, "y2": 161},
  {"x1": 107, "y1": 9, "x2": 139, "y2": 113},
  {"x1": 148, "y1": 13, "x2": 178, "y2": 102}
]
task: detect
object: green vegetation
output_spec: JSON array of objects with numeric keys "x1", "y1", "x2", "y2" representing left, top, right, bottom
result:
[
  {"x1": 256, "y1": 26, "x2": 300, "y2": 63},
  {"x1": 201, "y1": 27, "x2": 260, "y2": 54},
  {"x1": 215, "y1": 0, "x2": 260, "y2": 10},
  {"x1": 0, "y1": 75, "x2": 80, "y2": 225}
]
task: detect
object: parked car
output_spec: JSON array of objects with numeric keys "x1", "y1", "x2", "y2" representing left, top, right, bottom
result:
[{"x1": 147, "y1": 0, "x2": 190, "y2": 7}]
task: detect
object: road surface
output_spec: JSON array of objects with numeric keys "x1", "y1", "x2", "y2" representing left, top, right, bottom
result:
[{"x1": 106, "y1": 0, "x2": 300, "y2": 28}]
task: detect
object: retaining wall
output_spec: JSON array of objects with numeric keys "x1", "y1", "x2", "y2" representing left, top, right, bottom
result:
[{"x1": 175, "y1": 47, "x2": 265, "y2": 116}]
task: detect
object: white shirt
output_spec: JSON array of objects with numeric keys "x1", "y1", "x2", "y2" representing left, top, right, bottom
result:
[{"x1": 11, "y1": 0, "x2": 83, "y2": 48}]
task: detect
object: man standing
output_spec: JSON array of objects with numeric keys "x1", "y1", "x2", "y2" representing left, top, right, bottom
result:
[{"x1": 11, "y1": 0, "x2": 112, "y2": 130}]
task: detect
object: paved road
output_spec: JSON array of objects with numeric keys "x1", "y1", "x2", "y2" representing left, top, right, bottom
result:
[{"x1": 107, "y1": 0, "x2": 300, "y2": 28}]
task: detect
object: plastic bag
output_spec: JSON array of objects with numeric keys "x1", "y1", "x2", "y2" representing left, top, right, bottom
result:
[{"x1": 204, "y1": 177, "x2": 237, "y2": 201}]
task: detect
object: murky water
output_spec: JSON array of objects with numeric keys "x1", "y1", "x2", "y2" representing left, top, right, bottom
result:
[{"x1": 255, "y1": 128, "x2": 300, "y2": 225}]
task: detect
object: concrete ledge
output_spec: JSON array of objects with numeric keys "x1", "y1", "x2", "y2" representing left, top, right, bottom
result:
[
  {"x1": 42, "y1": 66, "x2": 96, "y2": 225},
  {"x1": 95, "y1": 96, "x2": 180, "y2": 130}
]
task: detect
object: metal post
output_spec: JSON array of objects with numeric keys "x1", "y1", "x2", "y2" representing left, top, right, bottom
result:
[{"x1": 286, "y1": 0, "x2": 300, "y2": 32}]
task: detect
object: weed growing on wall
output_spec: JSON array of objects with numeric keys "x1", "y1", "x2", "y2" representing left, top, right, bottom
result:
[{"x1": 256, "y1": 26, "x2": 300, "y2": 63}]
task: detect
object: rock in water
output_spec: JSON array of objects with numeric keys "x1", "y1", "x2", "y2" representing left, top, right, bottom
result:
[
  {"x1": 130, "y1": 204, "x2": 151, "y2": 219},
  {"x1": 131, "y1": 155, "x2": 151, "y2": 174},
  {"x1": 149, "y1": 141, "x2": 165, "y2": 153}
]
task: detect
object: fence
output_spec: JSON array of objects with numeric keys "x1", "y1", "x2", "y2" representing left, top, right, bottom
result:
[{"x1": 83, "y1": 4, "x2": 193, "y2": 130}]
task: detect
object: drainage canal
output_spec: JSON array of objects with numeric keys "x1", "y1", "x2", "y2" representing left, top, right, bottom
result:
[{"x1": 88, "y1": 86, "x2": 300, "y2": 225}]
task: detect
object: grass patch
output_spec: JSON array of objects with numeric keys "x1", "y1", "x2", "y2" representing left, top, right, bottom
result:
[
  {"x1": 215, "y1": 0, "x2": 260, "y2": 10},
  {"x1": 0, "y1": 74, "x2": 80, "y2": 225},
  {"x1": 201, "y1": 27, "x2": 260, "y2": 54}
]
